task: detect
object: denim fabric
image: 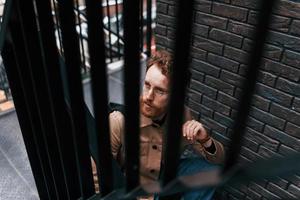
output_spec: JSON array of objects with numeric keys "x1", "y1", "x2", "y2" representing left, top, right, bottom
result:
[{"x1": 155, "y1": 156, "x2": 219, "y2": 200}]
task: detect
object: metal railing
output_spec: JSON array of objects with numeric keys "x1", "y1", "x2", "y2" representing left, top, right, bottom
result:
[
  {"x1": 0, "y1": 0, "x2": 299, "y2": 199},
  {"x1": 0, "y1": 59, "x2": 10, "y2": 102},
  {"x1": 0, "y1": 0, "x2": 10, "y2": 102},
  {"x1": 51, "y1": 0, "x2": 155, "y2": 74},
  {"x1": 0, "y1": 0, "x2": 155, "y2": 107}
]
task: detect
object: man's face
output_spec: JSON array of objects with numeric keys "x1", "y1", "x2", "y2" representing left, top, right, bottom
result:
[{"x1": 141, "y1": 64, "x2": 170, "y2": 119}]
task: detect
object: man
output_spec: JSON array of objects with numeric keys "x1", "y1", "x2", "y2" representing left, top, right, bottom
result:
[{"x1": 97, "y1": 50, "x2": 225, "y2": 199}]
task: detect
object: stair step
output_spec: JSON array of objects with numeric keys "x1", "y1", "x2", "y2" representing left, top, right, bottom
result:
[
  {"x1": 0, "y1": 100, "x2": 14, "y2": 112},
  {"x1": 0, "y1": 90, "x2": 5, "y2": 102}
]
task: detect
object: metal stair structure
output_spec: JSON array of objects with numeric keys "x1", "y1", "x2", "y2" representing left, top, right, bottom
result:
[{"x1": 0, "y1": 0, "x2": 299, "y2": 199}]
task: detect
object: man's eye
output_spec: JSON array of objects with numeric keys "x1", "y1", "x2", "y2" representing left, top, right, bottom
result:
[{"x1": 156, "y1": 90, "x2": 164, "y2": 95}]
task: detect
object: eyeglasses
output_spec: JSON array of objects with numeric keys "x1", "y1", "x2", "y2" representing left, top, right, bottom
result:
[{"x1": 143, "y1": 84, "x2": 169, "y2": 97}]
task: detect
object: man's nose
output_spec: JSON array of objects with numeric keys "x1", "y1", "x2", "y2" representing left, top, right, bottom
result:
[{"x1": 146, "y1": 89, "x2": 154, "y2": 100}]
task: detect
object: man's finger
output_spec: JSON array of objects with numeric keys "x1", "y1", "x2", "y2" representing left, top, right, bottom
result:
[
  {"x1": 193, "y1": 125, "x2": 201, "y2": 138},
  {"x1": 189, "y1": 121, "x2": 199, "y2": 140},
  {"x1": 187, "y1": 120, "x2": 197, "y2": 140},
  {"x1": 182, "y1": 121, "x2": 190, "y2": 137}
]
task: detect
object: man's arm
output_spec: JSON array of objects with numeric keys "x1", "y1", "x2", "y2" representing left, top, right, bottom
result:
[
  {"x1": 109, "y1": 111, "x2": 124, "y2": 160},
  {"x1": 182, "y1": 109, "x2": 225, "y2": 164},
  {"x1": 91, "y1": 111, "x2": 124, "y2": 193}
]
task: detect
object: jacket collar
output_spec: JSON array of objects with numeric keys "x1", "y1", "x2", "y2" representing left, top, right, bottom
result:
[
  {"x1": 140, "y1": 113, "x2": 167, "y2": 128},
  {"x1": 140, "y1": 113, "x2": 153, "y2": 128}
]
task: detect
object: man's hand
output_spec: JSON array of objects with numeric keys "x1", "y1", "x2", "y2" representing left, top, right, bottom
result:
[{"x1": 182, "y1": 120, "x2": 212, "y2": 147}]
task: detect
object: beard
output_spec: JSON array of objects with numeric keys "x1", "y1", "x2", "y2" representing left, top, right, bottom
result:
[{"x1": 140, "y1": 98, "x2": 166, "y2": 120}]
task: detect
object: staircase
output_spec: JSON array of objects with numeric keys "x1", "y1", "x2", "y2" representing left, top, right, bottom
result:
[{"x1": 0, "y1": 90, "x2": 13, "y2": 113}]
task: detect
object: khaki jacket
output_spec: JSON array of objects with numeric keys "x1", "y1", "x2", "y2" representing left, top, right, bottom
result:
[{"x1": 109, "y1": 109, "x2": 225, "y2": 186}]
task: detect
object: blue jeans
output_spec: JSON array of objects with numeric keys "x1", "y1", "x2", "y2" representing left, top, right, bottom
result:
[{"x1": 155, "y1": 157, "x2": 219, "y2": 200}]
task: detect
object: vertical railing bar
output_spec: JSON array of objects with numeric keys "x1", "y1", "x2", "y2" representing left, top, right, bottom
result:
[
  {"x1": 5, "y1": 7, "x2": 59, "y2": 199},
  {"x1": 223, "y1": 0, "x2": 276, "y2": 173},
  {"x1": 56, "y1": 0, "x2": 95, "y2": 198},
  {"x1": 0, "y1": 67, "x2": 5, "y2": 100},
  {"x1": 0, "y1": 0, "x2": 13, "y2": 52},
  {"x1": 161, "y1": 0, "x2": 195, "y2": 186},
  {"x1": 146, "y1": 0, "x2": 152, "y2": 57},
  {"x1": 139, "y1": 0, "x2": 143, "y2": 52},
  {"x1": 114, "y1": 0, "x2": 121, "y2": 59},
  {"x1": 105, "y1": 0, "x2": 113, "y2": 62},
  {"x1": 123, "y1": 0, "x2": 141, "y2": 192},
  {"x1": 85, "y1": 0, "x2": 114, "y2": 196},
  {"x1": 16, "y1": 0, "x2": 70, "y2": 198},
  {"x1": 75, "y1": 0, "x2": 87, "y2": 73},
  {"x1": 51, "y1": 0, "x2": 64, "y2": 56},
  {"x1": 2, "y1": 33, "x2": 51, "y2": 200},
  {"x1": 34, "y1": 0, "x2": 82, "y2": 198}
]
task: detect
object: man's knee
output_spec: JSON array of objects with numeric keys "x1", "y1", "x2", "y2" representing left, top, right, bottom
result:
[{"x1": 177, "y1": 157, "x2": 220, "y2": 177}]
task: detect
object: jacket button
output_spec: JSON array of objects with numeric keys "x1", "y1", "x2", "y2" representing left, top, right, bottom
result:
[
  {"x1": 150, "y1": 169, "x2": 155, "y2": 173},
  {"x1": 152, "y1": 145, "x2": 157, "y2": 150}
]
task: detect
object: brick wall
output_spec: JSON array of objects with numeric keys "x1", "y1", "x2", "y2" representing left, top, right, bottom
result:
[{"x1": 155, "y1": 0, "x2": 300, "y2": 199}]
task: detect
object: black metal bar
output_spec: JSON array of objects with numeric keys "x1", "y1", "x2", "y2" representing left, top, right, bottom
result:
[
  {"x1": 51, "y1": 0, "x2": 64, "y2": 56},
  {"x1": 140, "y1": 0, "x2": 143, "y2": 52},
  {"x1": 5, "y1": 6, "x2": 59, "y2": 199},
  {"x1": 75, "y1": 0, "x2": 87, "y2": 73},
  {"x1": 146, "y1": 0, "x2": 152, "y2": 57},
  {"x1": 2, "y1": 34, "x2": 51, "y2": 200},
  {"x1": 114, "y1": 0, "x2": 121, "y2": 59},
  {"x1": 123, "y1": 0, "x2": 141, "y2": 192},
  {"x1": 0, "y1": 0, "x2": 13, "y2": 52},
  {"x1": 75, "y1": 7, "x2": 125, "y2": 43},
  {"x1": 126, "y1": 153, "x2": 300, "y2": 199},
  {"x1": 56, "y1": 0, "x2": 95, "y2": 197},
  {"x1": 33, "y1": 0, "x2": 83, "y2": 198},
  {"x1": 15, "y1": 0, "x2": 71, "y2": 198},
  {"x1": 161, "y1": 0, "x2": 195, "y2": 186},
  {"x1": 223, "y1": 0, "x2": 276, "y2": 173},
  {"x1": 85, "y1": 153, "x2": 300, "y2": 200},
  {"x1": 105, "y1": 0, "x2": 113, "y2": 62},
  {"x1": 85, "y1": 0, "x2": 114, "y2": 196}
]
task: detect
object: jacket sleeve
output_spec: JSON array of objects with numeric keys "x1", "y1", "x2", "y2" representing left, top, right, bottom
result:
[
  {"x1": 91, "y1": 111, "x2": 124, "y2": 193},
  {"x1": 191, "y1": 139, "x2": 225, "y2": 164},
  {"x1": 109, "y1": 111, "x2": 124, "y2": 160},
  {"x1": 183, "y1": 107, "x2": 225, "y2": 164}
]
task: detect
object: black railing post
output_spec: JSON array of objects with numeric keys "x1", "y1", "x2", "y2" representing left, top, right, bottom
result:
[
  {"x1": 105, "y1": 0, "x2": 113, "y2": 62},
  {"x1": 223, "y1": 0, "x2": 276, "y2": 173},
  {"x1": 140, "y1": 0, "x2": 144, "y2": 52},
  {"x1": 160, "y1": 1, "x2": 194, "y2": 199},
  {"x1": 85, "y1": 0, "x2": 114, "y2": 196},
  {"x1": 2, "y1": 35, "x2": 51, "y2": 200},
  {"x1": 51, "y1": 0, "x2": 64, "y2": 55},
  {"x1": 114, "y1": 0, "x2": 121, "y2": 59},
  {"x1": 146, "y1": 0, "x2": 152, "y2": 57},
  {"x1": 75, "y1": 0, "x2": 87, "y2": 73},
  {"x1": 56, "y1": 0, "x2": 95, "y2": 197},
  {"x1": 13, "y1": 0, "x2": 72, "y2": 198},
  {"x1": 3, "y1": 4, "x2": 59, "y2": 199},
  {"x1": 123, "y1": 0, "x2": 141, "y2": 193},
  {"x1": 33, "y1": 0, "x2": 83, "y2": 198}
]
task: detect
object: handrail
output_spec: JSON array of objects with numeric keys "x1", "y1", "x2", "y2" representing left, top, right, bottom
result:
[{"x1": 85, "y1": 152, "x2": 300, "y2": 199}]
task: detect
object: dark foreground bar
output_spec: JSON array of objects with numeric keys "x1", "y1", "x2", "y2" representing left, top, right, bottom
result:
[
  {"x1": 85, "y1": 0, "x2": 114, "y2": 196},
  {"x1": 1, "y1": 0, "x2": 299, "y2": 199},
  {"x1": 223, "y1": 0, "x2": 277, "y2": 173},
  {"x1": 162, "y1": 0, "x2": 195, "y2": 185},
  {"x1": 34, "y1": 0, "x2": 82, "y2": 198},
  {"x1": 56, "y1": 0, "x2": 95, "y2": 197},
  {"x1": 123, "y1": 0, "x2": 141, "y2": 192}
]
